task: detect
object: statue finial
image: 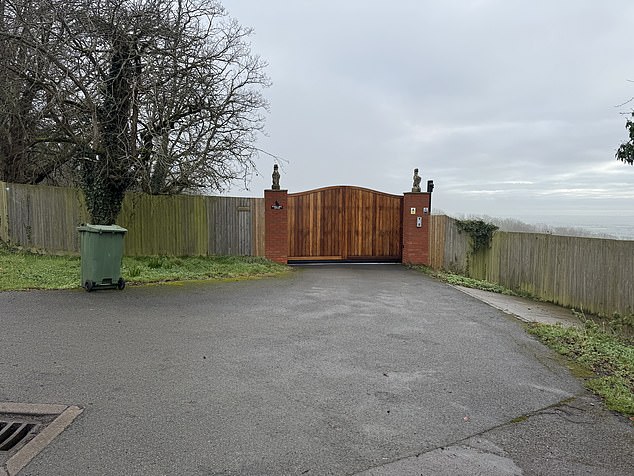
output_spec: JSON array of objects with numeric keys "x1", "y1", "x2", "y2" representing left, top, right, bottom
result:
[
  {"x1": 272, "y1": 164, "x2": 280, "y2": 190},
  {"x1": 412, "y1": 168, "x2": 422, "y2": 192}
]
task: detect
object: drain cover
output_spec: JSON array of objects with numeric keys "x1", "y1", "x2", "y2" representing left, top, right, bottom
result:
[
  {"x1": 0, "y1": 419, "x2": 40, "y2": 452},
  {"x1": 0, "y1": 403, "x2": 82, "y2": 476}
]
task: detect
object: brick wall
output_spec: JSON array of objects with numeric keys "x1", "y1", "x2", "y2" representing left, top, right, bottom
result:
[
  {"x1": 264, "y1": 189, "x2": 288, "y2": 264},
  {"x1": 402, "y1": 192, "x2": 431, "y2": 265}
]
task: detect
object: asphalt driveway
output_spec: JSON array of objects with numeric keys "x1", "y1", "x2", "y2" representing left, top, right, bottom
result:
[{"x1": 0, "y1": 264, "x2": 632, "y2": 475}]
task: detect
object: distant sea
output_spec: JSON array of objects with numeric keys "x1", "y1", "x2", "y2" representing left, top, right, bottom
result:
[{"x1": 515, "y1": 215, "x2": 634, "y2": 241}]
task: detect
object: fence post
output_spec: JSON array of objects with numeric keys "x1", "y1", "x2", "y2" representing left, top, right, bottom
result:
[
  {"x1": 402, "y1": 192, "x2": 431, "y2": 265},
  {"x1": 264, "y1": 189, "x2": 288, "y2": 264}
]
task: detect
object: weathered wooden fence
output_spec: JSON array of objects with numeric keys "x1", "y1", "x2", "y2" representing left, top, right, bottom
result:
[
  {"x1": 0, "y1": 182, "x2": 89, "y2": 253},
  {"x1": 0, "y1": 181, "x2": 264, "y2": 256},
  {"x1": 2, "y1": 181, "x2": 631, "y2": 316},
  {"x1": 428, "y1": 215, "x2": 634, "y2": 317},
  {"x1": 119, "y1": 193, "x2": 264, "y2": 256},
  {"x1": 428, "y1": 215, "x2": 469, "y2": 273}
]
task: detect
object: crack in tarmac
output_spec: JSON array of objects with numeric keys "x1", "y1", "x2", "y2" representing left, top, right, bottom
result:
[{"x1": 350, "y1": 393, "x2": 593, "y2": 475}]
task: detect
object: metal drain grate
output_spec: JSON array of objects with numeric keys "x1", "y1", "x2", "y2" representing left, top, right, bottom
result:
[
  {"x1": 0, "y1": 420, "x2": 38, "y2": 452},
  {"x1": 0, "y1": 403, "x2": 82, "y2": 476}
]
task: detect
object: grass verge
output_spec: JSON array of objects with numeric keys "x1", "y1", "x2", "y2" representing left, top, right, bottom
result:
[
  {"x1": 415, "y1": 266, "x2": 634, "y2": 417},
  {"x1": 414, "y1": 266, "x2": 528, "y2": 296},
  {"x1": 0, "y1": 247, "x2": 289, "y2": 291},
  {"x1": 528, "y1": 319, "x2": 634, "y2": 417}
]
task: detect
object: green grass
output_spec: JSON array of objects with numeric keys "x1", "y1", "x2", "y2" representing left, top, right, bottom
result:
[
  {"x1": 0, "y1": 250, "x2": 81, "y2": 290},
  {"x1": 415, "y1": 265, "x2": 634, "y2": 417},
  {"x1": 0, "y1": 247, "x2": 289, "y2": 291},
  {"x1": 528, "y1": 320, "x2": 634, "y2": 416},
  {"x1": 414, "y1": 266, "x2": 528, "y2": 296},
  {"x1": 121, "y1": 255, "x2": 288, "y2": 285}
]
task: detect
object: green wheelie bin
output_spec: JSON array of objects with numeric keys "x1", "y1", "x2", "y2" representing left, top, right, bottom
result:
[{"x1": 78, "y1": 224, "x2": 127, "y2": 292}]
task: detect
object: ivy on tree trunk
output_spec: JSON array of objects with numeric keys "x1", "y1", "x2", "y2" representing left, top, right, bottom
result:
[{"x1": 82, "y1": 36, "x2": 137, "y2": 225}]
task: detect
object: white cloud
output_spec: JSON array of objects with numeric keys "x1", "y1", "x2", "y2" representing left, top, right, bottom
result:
[{"x1": 221, "y1": 0, "x2": 634, "y2": 222}]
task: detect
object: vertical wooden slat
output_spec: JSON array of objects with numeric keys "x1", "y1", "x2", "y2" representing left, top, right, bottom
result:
[
  {"x1": 208, "y1": 196, "x2": 217, "y2": 255},
  {"x1": 0, "y1": 181, "x2": 8, "y2": 242}
]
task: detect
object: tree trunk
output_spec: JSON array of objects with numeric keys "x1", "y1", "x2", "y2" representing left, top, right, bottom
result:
[{"x1": 82, "y1": 36, "x2": 136, "y2": 224}]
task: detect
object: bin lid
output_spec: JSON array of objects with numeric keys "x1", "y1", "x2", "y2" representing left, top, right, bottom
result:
[{"x1": 77, "y1": 224, "x2": 128, "y2": 234}]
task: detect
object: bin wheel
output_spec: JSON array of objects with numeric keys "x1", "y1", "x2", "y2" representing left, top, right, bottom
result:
[
  {"x1": 117, "y1": 278, "x2": 125, "y2": 290},
  {"x1": 85, "y1": 280, "x2": 94, "y2": 292}
]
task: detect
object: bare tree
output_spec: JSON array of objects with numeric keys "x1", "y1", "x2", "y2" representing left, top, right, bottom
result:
[
  {"x1": 0, "y1": 0, "x2": 71, "y2": 183},
  {"x1": 135, "y1": 0, "x2": 269, "y2": 195},
  {"x1": 0, "y1": 0, "x2": 268, "y2": 224}
]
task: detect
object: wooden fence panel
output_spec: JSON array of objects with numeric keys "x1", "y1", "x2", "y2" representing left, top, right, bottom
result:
[
  {"x1": 0, "y1": 182, "x2": 89, "y2": 253},
  {"x1": 430, "y1": 216, "x2": 633, "y2": 316},
  {"x1": 237, "y1": 197, "x2": 254, "y2": 256},
  {"x1": 222, "y1": 196, "x2": 239, "y2": 255},
  {"x1": 468, "y1": 231, "x2": 634, "y2": 317},
  {"x1": 428, "y1": 215, "x2": 470, "y2": 273},
  {"x1": 118, "y1": 193, "x2": 208, "y2": 256},
  {"x1": 0, "y1": 182, "x2": 264, "y2": 257},
  {"x1": 209, "y1": 196, "x2": 240, "y2": 256},
  {"x1": 206, "y1": 196, "x2": 262, "y2": 256}
]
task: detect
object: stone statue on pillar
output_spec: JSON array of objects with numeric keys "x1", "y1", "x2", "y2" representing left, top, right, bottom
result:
[
  {"x1": 272, "y1": 164, "x2": 280, "y2": 190},
  {"x1": 412, "y1": 168, "x2": 422, "y2": 192}
]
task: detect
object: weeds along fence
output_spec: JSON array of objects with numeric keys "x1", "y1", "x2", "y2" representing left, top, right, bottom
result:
[
  {"x1": 0, "y1": 181, "x2": 265, "y2": 257},
  {"x1": 429, "y1": 215, "x2": 634, "y2": 317}
]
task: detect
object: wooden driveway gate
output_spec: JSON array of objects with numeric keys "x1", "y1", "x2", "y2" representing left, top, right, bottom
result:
[{"x1": 287, "y1": 186, "x2": 403, "y2": 262}]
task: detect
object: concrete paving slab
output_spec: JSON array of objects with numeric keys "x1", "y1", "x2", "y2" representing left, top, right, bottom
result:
[
  {"x1": 454, "y1": 286, "x2": 582, "y2": 327},
  {"x1": 0, "y1": 264, "x2": 631, "y2": 475}
]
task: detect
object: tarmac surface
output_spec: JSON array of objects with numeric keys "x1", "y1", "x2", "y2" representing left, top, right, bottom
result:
[{"x1": 0, "y1": 264, "x2": 632, "y2": 475}]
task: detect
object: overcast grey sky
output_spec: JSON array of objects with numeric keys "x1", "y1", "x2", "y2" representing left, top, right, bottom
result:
[{"x1": 222, "y1": 0, "x2": 634, "y2": 223}]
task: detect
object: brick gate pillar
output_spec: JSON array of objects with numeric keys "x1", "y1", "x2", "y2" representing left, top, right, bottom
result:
[
  {"x1": 264, "y1": 189, "x2": 288, "y2": 264},
  {"x1": 402, "y1": 192, "x2": 432, "y2": 265}
]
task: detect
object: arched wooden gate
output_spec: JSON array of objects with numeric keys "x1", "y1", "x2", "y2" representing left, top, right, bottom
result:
[{"x1": 287, "y1": 186, "x2": 403, "y2": 262}]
